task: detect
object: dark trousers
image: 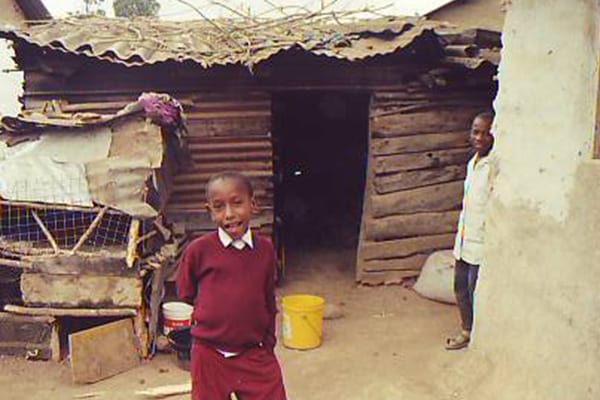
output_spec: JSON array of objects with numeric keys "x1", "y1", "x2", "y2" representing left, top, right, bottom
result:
[{"x1": 454, "y1": 259, "x2": 480, "y2": 332}]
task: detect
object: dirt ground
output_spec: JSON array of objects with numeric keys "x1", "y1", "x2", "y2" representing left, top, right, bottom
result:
[{"x1": 0, "y1": 248, "x2": 471, "y2": 400}]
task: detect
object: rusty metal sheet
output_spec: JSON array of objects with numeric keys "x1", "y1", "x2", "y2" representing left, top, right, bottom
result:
[
  {"x1": 0, "y1": 16, "x2": 454, "y2": 68},
  {"x1": 85, "y1": 155, "x2": 157, "y2": 218}
]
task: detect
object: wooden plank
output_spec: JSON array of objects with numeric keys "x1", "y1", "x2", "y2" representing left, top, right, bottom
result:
[
  {"x1": 371, "y1": 108, "x2": 481, "y2": 137},
  {"x1": 357, "y1": 269, "x2": 420, "y2": 286},
  {"x1": 148, "y1": 264, "x2": 165, "y2": 346},
  {"x1": 20, "y1": 273, "x2": 142, "y2": 308},
  {"x1": 371, "y1": 180, "x2": 464, "y2": 217},
  {"x1": 375, "y1": 148, "x2": 471, "y2": 175},
  {"x1": 187, "y1": 117, "x2": 270, "y2": 137},
  {"x1": 167, "y1": 210, "x2": 273, "y2": 231},
  {"x1": 361, "y1": 233, "x2": 456, "y2": 261},
  {"x1": 69, "y1": 319, "x2": 140, "y2": 384},
  {"x1": 28, "y1": 254, "x2": 135, "y2": 277},
  {"x1": 374, "y1": 165, "x2": 466, "y2": 194},
  {"x1": 126, "y1": 219, "x2": 141, "y2": 269},
  {"x1": 365, "y1": 211, "x2": 460, "y2": 242},
  {"x1": 4, "y1": 304, "x2": 137, "y2": 317},
  {"x1": 362, "y1": 254, "x2": 429, "y2": 272},
  {"x1": 371, "y1": 131, "x2": 469, "y2": 156}
]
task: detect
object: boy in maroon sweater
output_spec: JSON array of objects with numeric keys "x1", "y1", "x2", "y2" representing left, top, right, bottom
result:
[{"x1": 177, "y1": 171, "x2": 286, "y2": 400}]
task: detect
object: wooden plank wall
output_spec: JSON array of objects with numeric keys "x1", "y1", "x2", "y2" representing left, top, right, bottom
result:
[
  {"x1": 357, "y1": 85, "x2": 494, "y2": 285},
  {"x1": 167, "y1": 92, "x2": 274, "y2": 237},
  {"x1": 21, "y1": 87, "x2": 274, "y2": 238}
]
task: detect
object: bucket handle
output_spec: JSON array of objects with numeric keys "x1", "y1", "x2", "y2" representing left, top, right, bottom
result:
[{"x1": 301, "y1": 314, "x2": 321, "y2": 339}]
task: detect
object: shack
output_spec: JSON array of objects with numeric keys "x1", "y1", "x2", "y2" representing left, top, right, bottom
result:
[
  {"x1": 0, "y1": 94, "x2": 187, "y2": 361},
  {"x1": 0, "y1": 14, "x2": 500, "y2": 286}
]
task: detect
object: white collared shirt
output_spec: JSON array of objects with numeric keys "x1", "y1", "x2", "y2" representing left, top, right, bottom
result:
[
  {"x1": 453, "y1": 154, "x2": 492, "y2": 265},
  {"x1": 218, "y1": 227, "x2": 253, "y2": 250}
]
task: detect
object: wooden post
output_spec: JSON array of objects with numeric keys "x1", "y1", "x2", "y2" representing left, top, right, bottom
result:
[
  {"x1": 126, "y1": 219, "x2": 141, "y2": 268},
  {"x1": 148, "y1": 262, "x2": 166, "y2": 348},
  {"x1": 71, "y1": 206, "x2": 109, "y2": 254},
  {"x1": 30, "y1": 210, "x2": 60, "y2": 254},
  {"x1": 133, "y1": 306, "x2": 149, "y2": 358}
]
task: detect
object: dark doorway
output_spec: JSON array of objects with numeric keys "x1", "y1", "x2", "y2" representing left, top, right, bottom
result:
[{"x1": 272, "y1": 92, "x2": 370, "y2": 273}]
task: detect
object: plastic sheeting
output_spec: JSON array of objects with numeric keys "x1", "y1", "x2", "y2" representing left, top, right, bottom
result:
[{"x1": 0, "y1": 126, "x2": 111, "y2": 206}]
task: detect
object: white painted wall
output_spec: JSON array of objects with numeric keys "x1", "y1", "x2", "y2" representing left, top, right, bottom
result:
[
  {"x1": 0, "y1": 41, "x2": 22, "y2": 116},
  {"x1": 445, "y1": 1, "x2": 600, "y2": 400},
  {"x1": 0, "y1": 0, "x2": 25, "y2": 116}
]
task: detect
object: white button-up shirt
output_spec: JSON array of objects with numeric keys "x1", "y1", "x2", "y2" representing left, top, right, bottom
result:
[
  {"x1": 453, "y1": 154, "x2": 492, "y2": 265},
  {"x1": 218, "y1": 227, "x2": 253, "y2": 250}
]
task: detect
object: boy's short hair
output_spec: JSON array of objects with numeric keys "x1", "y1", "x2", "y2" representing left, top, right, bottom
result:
[
  {"x1": 206, "y1": 171, "x2": 254, "y2": 199},
  {"x1": 475, "y1": 111, "x2": 495, "y2": 124}
]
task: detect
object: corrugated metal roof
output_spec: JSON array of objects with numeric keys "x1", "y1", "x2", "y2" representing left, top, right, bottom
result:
[{"x1": 0, "y1": 15, "x2": 499, "y2": 69}]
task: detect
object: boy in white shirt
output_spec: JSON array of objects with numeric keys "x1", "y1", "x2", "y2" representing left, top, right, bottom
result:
[{"x1": 446, "y1": 112, "x2": 494, "y2": 350}]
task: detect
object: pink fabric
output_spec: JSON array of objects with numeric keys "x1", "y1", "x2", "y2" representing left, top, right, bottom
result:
[{"x1": 137, "y1": 93, "x2": 181, "y2": 126}]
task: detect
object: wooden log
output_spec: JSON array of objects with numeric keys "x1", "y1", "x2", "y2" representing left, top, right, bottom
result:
[
  {"x1": 135, "y1": 383, "x2": 192, "y2": 398},
  {"x1": 371, "y1": 108, "x2": 483, "y2": 137},
  {"x1": 0, "y1": 200, "x2": 120, "y2": 214},
  {"x1": 371, "y1": 181, "x2": 464, "y2": 218},
  {"x1": 0, "y1": 258, "x2": 33, "y2": 269},
  {"x1": 371, "y1": 131, "x2": 469, "y2": 156},
  {"x1": 20, "y1": 273, "x2": 142, "y2": 308},
  {"x1": 357, "y1": 269, "x2": 420, "y2": 286},
  {"x1": 4, "y1": 304, "x2": 137, "y2": 317},
  {"x1": 373, "y1": 91, "x2": 493, "y2": 102},
  {"x1": 361, "y1": 254, "x2": 429, "y2": 272},
  {"x1": 374, "y1": 165, "x2": 466, "y2": 194},
  {"x1": 375, "y1": 148, "x2": 471, "y2": 175},
  {"x1": 28, "y1": 254, "x2": 135, "y2": 277},
  {"x1": 365, "y1": 211, "x2": 460, "y2": 241},
  {"x1": 361, "y1": 233, "x2": 456, "y2": 261}
]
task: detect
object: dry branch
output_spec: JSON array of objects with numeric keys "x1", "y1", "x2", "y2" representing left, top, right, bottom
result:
[
  {"x1": 135, "y1": 382, "x2": 191, "y2": 398},
  {"x1": 30, "y1": 210, "x2": 60, "y2": 254},
  {"x1": 71, "y1": 206, "x2": 109, "y2": 254}
]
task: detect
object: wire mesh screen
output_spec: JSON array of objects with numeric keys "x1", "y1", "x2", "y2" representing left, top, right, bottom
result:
[{"x1": 0, "y1": 204, "x2": 132, "y2": 255}]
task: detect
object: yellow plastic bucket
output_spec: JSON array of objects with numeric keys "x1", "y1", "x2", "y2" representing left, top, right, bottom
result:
[{"x1": 281, "y1": 294, "x2": 324, "y2": 350}]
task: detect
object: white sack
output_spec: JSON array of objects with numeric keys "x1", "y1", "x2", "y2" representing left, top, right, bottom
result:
[{"x1": 413, "y1": 250, "x2": 457, "y2": 304}]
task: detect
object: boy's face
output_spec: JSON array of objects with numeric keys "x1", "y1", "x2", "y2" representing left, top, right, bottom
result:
[
  {"x1": 470, "y1": 116, "x2": 494, "y2": 156},
  {"x1": 206, "y1": 178, "x2": 255, "y2": 239}
]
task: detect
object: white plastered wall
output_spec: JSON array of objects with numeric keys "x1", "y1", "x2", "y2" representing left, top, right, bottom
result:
[{"x1": 452, "y1": 1, "x2": 600, "y2": 400}]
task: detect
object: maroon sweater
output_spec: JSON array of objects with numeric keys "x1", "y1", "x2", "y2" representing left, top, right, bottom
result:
[{"x1": 176, "y1": 231, "x2": 277, "y2": 352}]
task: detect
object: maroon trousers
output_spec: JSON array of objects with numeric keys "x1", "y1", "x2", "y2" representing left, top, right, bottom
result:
[{"x1": 191, "y1": 340, "x2": 287, "y2": 400}]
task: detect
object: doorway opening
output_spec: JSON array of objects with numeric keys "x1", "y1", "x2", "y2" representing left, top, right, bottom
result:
[{"x1": 272, "y1": 91, "x2": 370, "y2": 276}]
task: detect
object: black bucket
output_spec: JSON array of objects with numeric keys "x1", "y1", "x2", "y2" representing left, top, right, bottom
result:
[{"x1": 167, "y1": 326, "x2": 191, "y2": 371}]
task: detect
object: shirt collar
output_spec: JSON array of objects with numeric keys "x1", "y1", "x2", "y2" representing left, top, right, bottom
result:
[{"x1": 218, "y1": 227, "x2": 253, "y2": 250}]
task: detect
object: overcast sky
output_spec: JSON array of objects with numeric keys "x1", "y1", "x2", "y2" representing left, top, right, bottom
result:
[{"x1": 42, "y1": 0, "x2": 454, "y2": 19}]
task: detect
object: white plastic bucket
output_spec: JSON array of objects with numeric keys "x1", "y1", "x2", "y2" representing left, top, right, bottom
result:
[{"x1": 162, "y1": 302, "x2": 193, "y2": 335}]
